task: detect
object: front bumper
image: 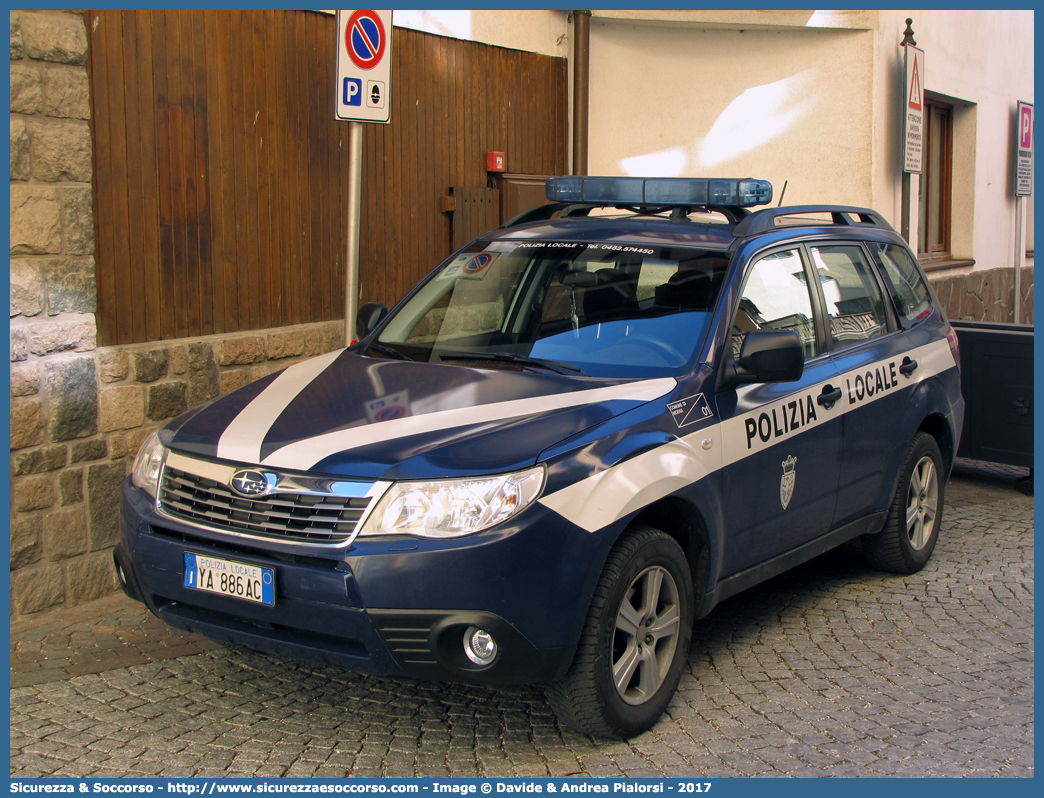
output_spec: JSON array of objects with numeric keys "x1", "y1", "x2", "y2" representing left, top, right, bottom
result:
[{"x1": 117, "y1": 479, "x2": 593, "y2": 685}]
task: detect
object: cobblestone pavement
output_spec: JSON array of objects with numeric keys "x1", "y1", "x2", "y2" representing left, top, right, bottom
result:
[{"x1": 10, "y1": 460, "x2": 1034, "y2": 778}]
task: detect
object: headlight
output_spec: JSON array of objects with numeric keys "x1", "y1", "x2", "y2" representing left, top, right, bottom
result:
[
  {"x1": 360, "y1": 466, "x2": 545, "y2": 539},
  {"x1": 131, "y1": 430, "x2": 168, "y2": 498}
]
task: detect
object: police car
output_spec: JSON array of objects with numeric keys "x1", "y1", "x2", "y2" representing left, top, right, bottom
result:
[{"x1": 117, "y1": 176, "x2": 963, "y2": 738}]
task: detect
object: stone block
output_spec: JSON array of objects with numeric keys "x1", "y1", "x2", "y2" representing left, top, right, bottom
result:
[
  {"x1": 248, "y1": 362, "x2": 281, "y2": 382},
  {"x1": 44, "y1": 257, "x2": 96, "y2": 315},
  {"x1": 11, "y1": 326, "x2": 28, "y2": 361},
  {"x1": 97, "y1": 348, "x2": 126, "y2": 382},
  {"x1": 218, "y1": 335, "x2": 266, "y2": 365},
  {"x1": 45, "y1": 506, "x2": 88, "y2": 559},
  {"x1": 10, "y1": 259, "x2": 43, "y2": 316},
  {"x1": 87, "y1": 461, "x2": 125, "y2": 549},
  {"x1": 67, "y1": 552, "x2": 119, "y2": 605},
  {"x1": 10, "y1": 362, "x2": 40, "y2": 396},
  {"x1": 10, "y1": 117, "x2": 30, "y2": 180},
  {"x1": 70, "y1": 438, "x2": 106, "y2": 463},
  {"x1": 29, "y1": 316, "x2": 96, "y2": 354},
  {"x1": 60, "y1": 467, "x2": 83, "y2": 505},
  {"x1": 267, "y1": 330, "x2": 305, "y2": 359},
  {"x1": 13, "y1": 474, "x2": 55, "y2": 511},
  {"x1": 11, "y1": 564, "x2": 64, "y2": 615},
  {"x1": 132, "y1": 348, "x2": 168, "y2": 382},
  {"x1": 10, "y1": 515, "x2": 42, "y2": 570},
  {"x1": 10, "y1": 185, "x2": 61, "y2": 254},
  {"x1": 42, "y1": 66, "x2": 89, "y2": 118},
  {"x1": 61, "y1": 186, "x2": 94, "y2": 254},
  {"x1": 322, "y1": 323, "x2": 344, "y2": 353},
  {"x1": 10, "y1": 398, "x2": 43, "y2": 450},
  {"x1": 22, "y1": 11, "x2": 88, "y2": 65},
  {"x1": 11, "y1": 11, "x2": 23, "y2": 60},
  {"x1": 188, "y1": 342, "x2": 219, "y2": 405},
  {"x1": 147, "y1": 381, "x2": 187, "y2": 421},
  {"x1": 109, "y1": 427, "x2": 152, "y2": 460},
  {"x1": 169, "y1": 345, "x2": 187, "y2": 374},
  {"x1": 12, "y1": 445, "x2": 67, "y2": 476},
  {"x1": 10, "y1": 63, "x2": 41, "y2": 113},
  {"x1": 99, "y1": 384, "x2": 145, "y2": 432},
  {"x1": 304, "y1": 327, "x2": 322, "y2": 357},
  {"x1": 45, "y1": 355, "x2": 97, "y2": 441},
  {"x1": 220, "y1": 369, "x2": 249, "y2": 395},
  {"x1": 29, "y1": 119, "x2": 92, "y2": 182}
]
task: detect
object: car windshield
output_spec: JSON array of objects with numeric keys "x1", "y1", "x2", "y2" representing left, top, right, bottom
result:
[{"x1": 375, "y1": 239, "x2": 732, "y2": 378}]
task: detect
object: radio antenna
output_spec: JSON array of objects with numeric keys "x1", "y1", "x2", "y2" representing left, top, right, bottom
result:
[{"x1": 777, "y1": 180, "x2": 788, "y2": 207}]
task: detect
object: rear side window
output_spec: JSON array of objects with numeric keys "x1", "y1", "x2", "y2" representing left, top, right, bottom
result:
[
  {"x1": 809, "y1": 244, "x2": 890, "y2": 351},
  {"x1": 869, "y1": 242, "x2": 933, "y2": 324}
]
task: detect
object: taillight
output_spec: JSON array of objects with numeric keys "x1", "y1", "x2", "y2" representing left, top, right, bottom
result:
[{"x1": 946, "y1": 327, "x2": 961, "y2": 374}]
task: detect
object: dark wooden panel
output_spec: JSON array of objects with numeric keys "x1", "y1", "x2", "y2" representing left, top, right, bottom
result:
[{"x1": 89, "y1": 11, "x2": 567, "y2": 345}]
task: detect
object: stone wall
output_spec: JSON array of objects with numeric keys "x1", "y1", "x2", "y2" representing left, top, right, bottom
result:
[
  {"x1": 9, "y1": 322, "x2": 346, "y2": 617},
  {"x1": 9, "y1": 11, "x2": 351, "y2": 618},
  {"x1": 928, "y1": 266, "x2": 1034, "y2": 325}
]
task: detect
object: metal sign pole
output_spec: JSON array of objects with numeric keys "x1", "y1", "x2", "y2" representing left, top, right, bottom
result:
[
  {"x1": 899, "y1": 20, "x2": 916, "y2": 244},
  {"x1": 345, "y1": 120, "x2": 363, "y2": 344},
  {"x1": 335, "y1": 10, "x2": 393, "y2": 345},
  {"x1": 1013, "y1": 195, "x2": 1024, "y2": 324}
]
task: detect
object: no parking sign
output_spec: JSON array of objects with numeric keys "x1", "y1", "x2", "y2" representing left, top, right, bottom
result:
[{"x1": 335, "y1": 10, "x2": 393, "y2": 123}]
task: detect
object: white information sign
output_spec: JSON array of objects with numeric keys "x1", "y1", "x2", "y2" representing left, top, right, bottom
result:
[
  {"x1": 335, "y1": 10, "x2": 393, "y2": 123},
  {"x1": 1016, "y1": 101, "x2": 1033, "y2": 197},
  {"x1": 903, "y1": 44, "x2": 925, "y2": 174}
]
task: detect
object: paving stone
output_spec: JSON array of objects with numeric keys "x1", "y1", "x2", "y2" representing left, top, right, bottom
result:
[{"x1": 7, "y1": 461, "x2": 1035, "y2": 778}]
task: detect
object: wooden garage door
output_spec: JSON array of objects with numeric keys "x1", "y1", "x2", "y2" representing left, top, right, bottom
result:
[{"x1": 88, "y1": 10, "x2": 568, "y2": 345}]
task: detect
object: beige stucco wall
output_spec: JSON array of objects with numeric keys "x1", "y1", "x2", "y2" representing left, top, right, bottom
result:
[
  {"x1": 572, "y1": 10, "x2": 1031, "y2": 277},
  {"x1": 874, "y1": 10, "x2": 1034, "y2": 270},
  {"x1": 394, "y1": 10, "x2": 569, "y2": 59},
  {"x1": 586, "y1": 17, "x2": 877, "y2": 210}
]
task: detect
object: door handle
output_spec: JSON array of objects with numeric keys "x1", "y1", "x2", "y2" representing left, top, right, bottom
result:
[
  {"x1": 899, "y1": 357, "x2": 918, "y2": 377},
  {"x1": 817, "y1": 384, "x2": 843, "y2": 408}
]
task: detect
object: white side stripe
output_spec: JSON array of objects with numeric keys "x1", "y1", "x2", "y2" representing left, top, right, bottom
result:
[
  {"x1": 539, "y1": 428, "x2": 722, "y2": 534},
  {"x1": 261, "y1": 378, "x2": 678, "y2": 471},
  {"x1": 540, "y1": 338, "x2": 957, "y2": 532},
  {"x1": 217, "y1": 349, "x2": 344, "y2": 465}
]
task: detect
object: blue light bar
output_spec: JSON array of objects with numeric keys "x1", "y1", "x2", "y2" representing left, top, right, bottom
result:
[{"x1": 545, "y1": 176, "x2": 773, "y2": 208}]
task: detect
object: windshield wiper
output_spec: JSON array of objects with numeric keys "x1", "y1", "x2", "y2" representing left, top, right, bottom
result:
[
  {"x1": 438, "y1": 351, "x2": 583, "y2": 375},
  {"x1": 364, "y1": 342, "x2": 413, "y2": 362}
]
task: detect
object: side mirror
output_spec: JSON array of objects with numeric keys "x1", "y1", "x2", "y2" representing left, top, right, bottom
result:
[
  {"x1": 356, "y1": 302, "x2": 388, "y2": 340},
  {"x1": 726, "y1": 330, "x2": 804, "y2": 386}
]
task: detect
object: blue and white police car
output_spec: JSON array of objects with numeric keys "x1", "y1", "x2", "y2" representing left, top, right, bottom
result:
[{"x1": 118, "y1": 176, "x2": 964, "y2": 738}]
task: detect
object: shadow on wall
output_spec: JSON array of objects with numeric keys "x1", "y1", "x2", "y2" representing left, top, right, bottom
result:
[{"x1": 929, "y1": 266, "x2": 1034, "y2": 325}]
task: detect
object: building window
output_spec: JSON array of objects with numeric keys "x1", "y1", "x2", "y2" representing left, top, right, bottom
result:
[{"x1": 917, "y1": 99, "x2": 953, "y2": 261}]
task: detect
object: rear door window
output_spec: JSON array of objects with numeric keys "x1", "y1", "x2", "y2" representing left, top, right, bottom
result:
[{"x1": 808, "y1": 244, "x2": 891, "y2": 352}]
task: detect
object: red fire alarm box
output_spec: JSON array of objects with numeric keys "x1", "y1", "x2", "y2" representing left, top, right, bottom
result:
[{"x1": 487, "y1": 151, "x2": 506, "y2": 173}]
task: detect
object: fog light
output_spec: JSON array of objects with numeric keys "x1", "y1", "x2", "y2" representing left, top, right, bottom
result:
[{"x1": 464, "y1": 626, "x2": 497, "y2": 666}]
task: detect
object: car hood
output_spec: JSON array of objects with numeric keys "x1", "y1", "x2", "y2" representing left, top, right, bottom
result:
[{"x1": 167, "y1": 349, "x2": 676, "y2": 480}]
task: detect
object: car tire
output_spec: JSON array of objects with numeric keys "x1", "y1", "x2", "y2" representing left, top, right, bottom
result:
[
  {"x1": 863, "y1": 432, "x2": 945, "y2": 574},
  {"x1": 546, "y1": 525, "x2": 693, "y2": 739}
]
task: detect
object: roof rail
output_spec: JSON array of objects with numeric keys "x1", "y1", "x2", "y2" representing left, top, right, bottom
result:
[
  {"x1": 733, "y1": 205, "x2": 895, "y2": 237},
  {"x1": 501, "y1": 201, "x2": 752, "y2": 229}
]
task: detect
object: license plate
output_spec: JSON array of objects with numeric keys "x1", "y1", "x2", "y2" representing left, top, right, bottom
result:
[{"x1": 183, "y1": 552, "x2": 275, "y2": 606}]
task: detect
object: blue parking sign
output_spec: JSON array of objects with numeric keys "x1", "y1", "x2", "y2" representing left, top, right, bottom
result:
[{"x1": 343, "y1": 77, "x2": 362, "y2": 107}]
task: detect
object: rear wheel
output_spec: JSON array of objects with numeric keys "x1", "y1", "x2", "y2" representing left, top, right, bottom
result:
[
  {"x1": 546, "y1": 526, "x2": 693, "y2": 738},
  {"x1": 863, "y1": 432, "x2": 945, "y2": 573}
]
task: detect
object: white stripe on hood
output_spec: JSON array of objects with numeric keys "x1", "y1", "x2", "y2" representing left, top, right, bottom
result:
[{"x1": 260, "y1": 377, "x2": 677, "y2": 471}]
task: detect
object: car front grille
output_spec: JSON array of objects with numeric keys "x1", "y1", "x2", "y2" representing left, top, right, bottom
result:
[{"x1": 157, "y1": 452, "x2": 386, "y2": 546}]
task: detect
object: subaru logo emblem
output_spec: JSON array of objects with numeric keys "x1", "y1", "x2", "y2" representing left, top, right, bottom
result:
[{"x1": 230, "y1": 469, "x2": 274, "y2": 497}]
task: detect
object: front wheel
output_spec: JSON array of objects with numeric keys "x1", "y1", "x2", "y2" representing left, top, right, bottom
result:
[
  {"x1": 863, "y1": 432, "x2": 945, "y2": 573},
  {"x1": 546, "y1": 526, "x2": 693, "y2": 738}
]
